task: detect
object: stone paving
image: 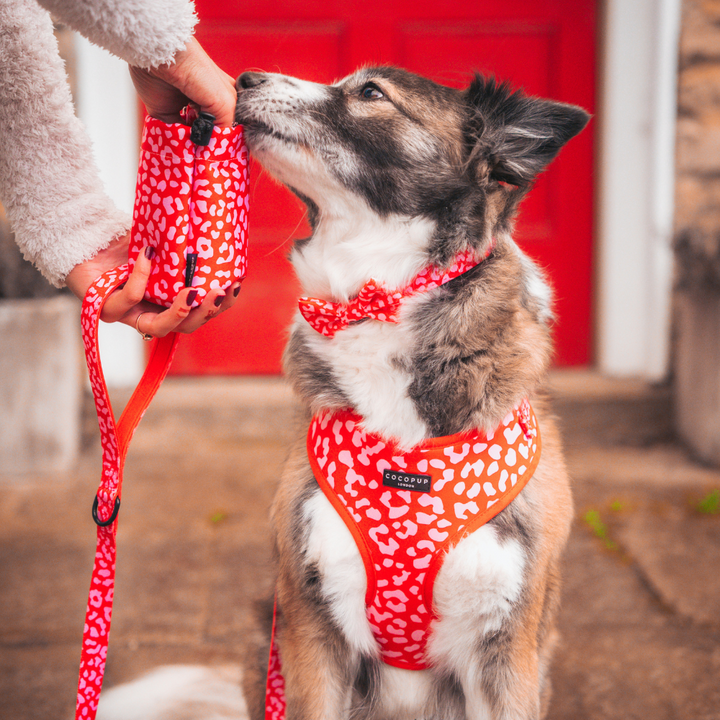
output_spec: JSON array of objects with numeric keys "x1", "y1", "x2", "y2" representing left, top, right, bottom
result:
[{"x1": 0, "y1": 373, "x2": 719, "y2": 720}]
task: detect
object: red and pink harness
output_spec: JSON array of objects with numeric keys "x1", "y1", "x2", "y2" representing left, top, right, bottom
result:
[
  {"x1": 266, "y1": 404, "x2": 541, "y2": 719},
  {"x1": 310, "y1": 403, "x2": 541, "y2": 669}
]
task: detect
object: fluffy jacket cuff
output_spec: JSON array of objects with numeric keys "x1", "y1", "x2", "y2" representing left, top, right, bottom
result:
[
  {"x1": 37, "y1": 0, "x2": 198, "y2": 68},
  {"x1": 0, "y1": 0, "x2": 131, "y2": 286}
]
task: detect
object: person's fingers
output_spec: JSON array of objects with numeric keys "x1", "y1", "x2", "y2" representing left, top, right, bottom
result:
[
  {"x1": 129, "y1": 66, "x2": 188, "y2": 124},
  {"x1": 218, "y1": 281, "x2": 242, "y2": 312},
  {"x1": 154, "y1": 39, "x2": 237, "y2": 127},
  {"x1": 121, "y1": 281, "x2": 242, "y2": 337},
  {"x1": 100, "y1": 247, "x2": 154, "y2": 323},
  {"x1": 130, "y1": 39, "x2": 238, "y2": 128},
  {"x1": 129, "y1": 287, "x2": 198, "y2": 338},
  {"x1": 174, "y1": 287, "x2": 228, "y2": 334}
]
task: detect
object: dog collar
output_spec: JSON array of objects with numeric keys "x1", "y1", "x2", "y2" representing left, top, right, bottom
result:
[{"x1": 298, "y1": 242, "x2": 495, "y2": 338}]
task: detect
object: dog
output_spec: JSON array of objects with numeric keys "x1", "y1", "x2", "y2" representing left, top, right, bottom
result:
[{"x1": 97, "y1": 66, "x2": 588, "y2": 720}]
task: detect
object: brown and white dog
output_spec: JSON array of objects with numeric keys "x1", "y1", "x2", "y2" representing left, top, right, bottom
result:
[{"x1": 97, "y1": 67, "x2": 588, "y2": 720}]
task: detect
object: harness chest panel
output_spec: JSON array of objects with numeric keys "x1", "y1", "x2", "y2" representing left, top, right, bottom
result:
[{"x1": 307, "y1": 400, "x2": 541, "y2": 670}]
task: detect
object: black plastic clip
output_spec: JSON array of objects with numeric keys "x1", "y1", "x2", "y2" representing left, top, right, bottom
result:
[
  {"x1": 185, "y1": 253, "x2": 198, "y2": 287},
  {"x1": 190, "y1": 111, "x2": 216, "y2": 146},
  {"x1": 92, "y1": 495, "x2": 120, "y2": 527}
]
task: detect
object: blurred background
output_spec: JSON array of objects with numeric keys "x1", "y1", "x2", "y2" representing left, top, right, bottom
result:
[
  {"x1": 1, "y1": 1, "x2": 720, "y2": 719},
  {"x1": 7, "y1": 0, "x2": 716, "y2": 473}
]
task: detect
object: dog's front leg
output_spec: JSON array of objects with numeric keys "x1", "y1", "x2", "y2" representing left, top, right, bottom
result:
[
  {"x1": 459, "y1": 626, "x2": 544, "y2": 720},
  {"x1": 275, "y1": 581, "x2": 357, "y2": 720}
]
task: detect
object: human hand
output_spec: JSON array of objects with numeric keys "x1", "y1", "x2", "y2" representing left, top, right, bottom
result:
[
  {"x1": 65, "y1": 232, "x2": 242, "y2": 337},
  {"x1": 129, "y1": 37, "x2": 237, "y2": 127}
]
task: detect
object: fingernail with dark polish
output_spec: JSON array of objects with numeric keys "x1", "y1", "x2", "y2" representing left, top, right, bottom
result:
[
  {"x1": 144, "y1": 245, "x2": 156, "y2": 260},
  {"x1": 214, "y1": 293, "x2": 226, "y2": 307},
  {"x1": 186, "y1": 290, "x2": 198, "y2": 306},
  {"x1": 233, "y1": 284, "x2": 242, "y2": 297}
]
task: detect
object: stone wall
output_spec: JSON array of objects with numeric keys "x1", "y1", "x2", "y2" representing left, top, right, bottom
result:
[
  {"x1": 0, "y1": 297, "x2": 82, "y2": 474},
  {"x1": 674, "y1": 0, "x2": 720, "y2": 464}
]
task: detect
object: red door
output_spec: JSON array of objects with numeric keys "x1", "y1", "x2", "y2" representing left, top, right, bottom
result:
[{"x1": 169, "y1": 0, "x2": 595, "y2": 374}]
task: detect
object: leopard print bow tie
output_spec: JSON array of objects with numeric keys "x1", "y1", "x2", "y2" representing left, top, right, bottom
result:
[{"x1": 298, "y1": 244, "x2": 494, "y2": 338}]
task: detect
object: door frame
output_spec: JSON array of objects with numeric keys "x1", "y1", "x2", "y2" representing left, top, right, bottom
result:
[
  {"x1": 596, "y1": 0, "x2": 681, "y2": 381},
  {"x1": 74, "y1": 1, "x2": 681, "y2": 384}
]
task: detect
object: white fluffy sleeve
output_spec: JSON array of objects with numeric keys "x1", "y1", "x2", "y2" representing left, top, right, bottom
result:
[
  {"x1": 0, "y1": 0, "x2": 131, "y2": 286},
  {"x1": 37, "y1": 0, "x2": 198, "y2": 68}
]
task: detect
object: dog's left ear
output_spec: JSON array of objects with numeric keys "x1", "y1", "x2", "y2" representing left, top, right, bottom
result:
[{"x1": 465, "y1": 75, "x2": 590, "y2": 187}]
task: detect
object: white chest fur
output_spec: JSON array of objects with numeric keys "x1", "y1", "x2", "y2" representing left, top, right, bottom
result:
[
  {"x1": 301, "y1": 314, "x2": 429, "y2": 447},
  {"x1": 291, "y1": 209, "x2": 441, "y2": 447},
  {"x1": 294, "y1": 198, "x2": 528, "y2": 704}
]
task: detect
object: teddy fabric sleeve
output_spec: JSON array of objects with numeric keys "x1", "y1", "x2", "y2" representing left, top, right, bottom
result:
[
  {"x1": 36, "y1": 0, "x2": 198, "y2": 68},
  {"x1": 0, "y1": 0, "x2": 197, "y2": 287}
]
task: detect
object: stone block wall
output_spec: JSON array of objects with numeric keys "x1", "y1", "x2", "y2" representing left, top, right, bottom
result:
[
  {"x1": 0, "y1": 296, "x2": 82, "y2": 474},
  {"x1": 674, "y1": 0, "x2": 720, "y2": 464}
]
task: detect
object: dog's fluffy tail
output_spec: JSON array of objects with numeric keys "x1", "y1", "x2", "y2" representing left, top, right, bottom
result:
[{"x1": 96, "y1": 665, "x2": 249, "y2": 720}]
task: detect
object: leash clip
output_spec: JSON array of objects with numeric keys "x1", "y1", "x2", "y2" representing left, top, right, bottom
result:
[{"x1": 91, "y1": 494, "x2": 120, "y2": 527}]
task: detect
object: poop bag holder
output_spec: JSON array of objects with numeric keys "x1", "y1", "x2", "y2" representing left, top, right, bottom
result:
[
  {"x1": 75, "y1": 114, "x2": 249, "y2": 720},
  {"x1": 128, "y1": 112, "x2": 249, "y2": 306}
]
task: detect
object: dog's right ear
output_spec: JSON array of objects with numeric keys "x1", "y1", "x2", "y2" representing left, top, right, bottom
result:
[{"x1": 465, "y1": 75, "x2": 590, "y2": 187}]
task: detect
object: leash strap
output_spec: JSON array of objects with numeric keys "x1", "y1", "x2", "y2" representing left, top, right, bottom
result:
[
  {"x1": 265, "y1": 595, "x2": 286, "y2": 720},
  {"x1": 75, "y1": 264, "x2": 179, "y2": 719}
]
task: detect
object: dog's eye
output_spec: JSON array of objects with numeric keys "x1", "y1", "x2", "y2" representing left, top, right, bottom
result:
[{"x1": 361, "y1": 83, "x2": 384, "y2": 100}]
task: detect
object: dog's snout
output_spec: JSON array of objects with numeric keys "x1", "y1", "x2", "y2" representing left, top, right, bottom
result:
[{"x1": 237, "y1": 71, "x2": 269, "y2": 90}]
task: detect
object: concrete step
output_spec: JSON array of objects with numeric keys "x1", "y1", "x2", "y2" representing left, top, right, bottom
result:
[
  {"x1": 548, "y1": 369, "x2": 674, "y2": 448},
  {"x1": 86, "y1": 370, "x2": 675, "y2": 451}
]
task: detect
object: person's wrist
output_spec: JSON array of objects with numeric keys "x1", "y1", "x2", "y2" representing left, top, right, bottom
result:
[{"x1": 65, "y1": 232, "x2": 132, "y2": 301}]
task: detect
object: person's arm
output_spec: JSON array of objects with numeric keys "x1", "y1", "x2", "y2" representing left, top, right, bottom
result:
[
  {"x1": 36, "y1": 0, "x2": 198, "y2": 69},
  {"x1": 35, "y1": 0, "x2": 236, "y2": 126},
  {"x1": 0, "y1": 0, "x2": 130, "y2": 288},
  {"x1": 2, "y1": 0, "x2": 239, "y2": 331}
]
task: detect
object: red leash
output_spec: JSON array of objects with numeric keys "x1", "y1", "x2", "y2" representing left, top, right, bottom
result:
[
  {"x1": 265, "y1": 595, "x2": 286, "y2": 720},
  {"x1": 74, "y1": 112, "x2": 248, "y2": 719},
  {"x1": 75, "y1": 264, "x2": 179, "y2": 719}
]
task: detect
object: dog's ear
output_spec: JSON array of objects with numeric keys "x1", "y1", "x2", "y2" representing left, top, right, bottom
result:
[{"x1": 465, "y1": 75, "x2": 590, "y2": 187}]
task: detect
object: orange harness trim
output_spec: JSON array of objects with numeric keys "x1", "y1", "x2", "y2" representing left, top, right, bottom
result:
[{"x1": 307, "y1": 400, "x2": 541, "y2": 670}]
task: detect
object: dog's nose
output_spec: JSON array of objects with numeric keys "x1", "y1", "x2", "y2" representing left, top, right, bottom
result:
[{"x1": 236, "y1": 71, "x2": 269, "y2": 90}]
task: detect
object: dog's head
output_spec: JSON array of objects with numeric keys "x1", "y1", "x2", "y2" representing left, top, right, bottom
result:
[{"x1": 235, "y1": 67, "x2": 588, "y2": 261}]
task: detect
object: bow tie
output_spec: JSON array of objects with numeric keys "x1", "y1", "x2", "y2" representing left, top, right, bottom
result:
[{"x1": 298, "y1": 244, "x2": 493, "y2": 338}]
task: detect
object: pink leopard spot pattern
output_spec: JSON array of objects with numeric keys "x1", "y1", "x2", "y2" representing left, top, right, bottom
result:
[
  {"x1": 264, "y1": 402, "x2": 541, "y2": 718},
  {"x1": 77, "y1": 267, "x2": 180, "y2": 720},
  {"x1": 307, "y1": 401, "x2": 541, "y2": 669}
]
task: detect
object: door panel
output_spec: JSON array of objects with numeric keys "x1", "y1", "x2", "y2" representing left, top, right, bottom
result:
[{"x1": 171, "y1": 0, "x2": 595, "y2": 373}]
